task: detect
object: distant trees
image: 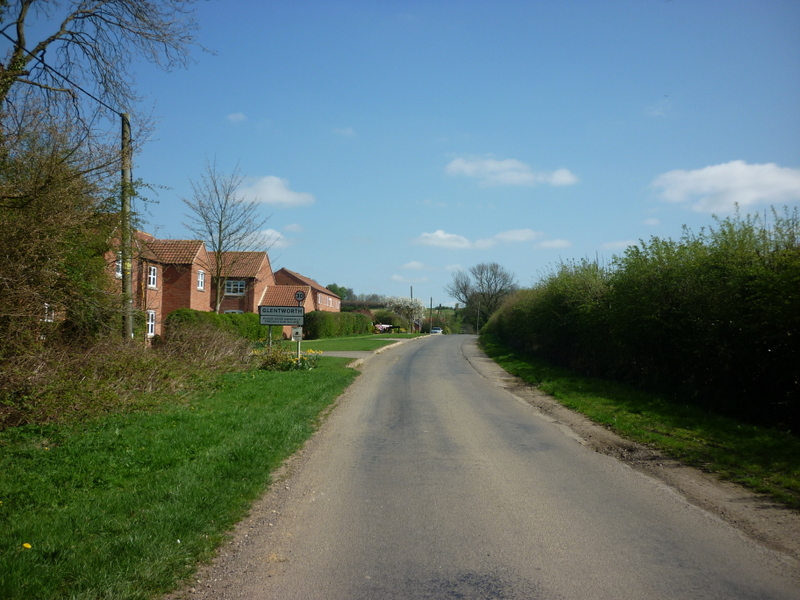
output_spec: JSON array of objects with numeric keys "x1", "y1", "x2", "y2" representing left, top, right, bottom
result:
[
  {"x1": 325, "y1": 283, "x2": 354, "y2": 300},
  {"x1": 446, "y1": 262, "x2": 518, "y2": 329},
  {"x1": 182, "y1": 159, "x2": 271, "y2": 313}
]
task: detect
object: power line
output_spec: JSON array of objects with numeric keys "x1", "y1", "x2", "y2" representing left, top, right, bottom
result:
[{"x1": 0, "y1": 29, "x2": 122, "y2": 115}]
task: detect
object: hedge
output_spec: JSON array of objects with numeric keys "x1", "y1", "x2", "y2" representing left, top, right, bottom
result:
[
  {"x1": 486, "y1": 208, "x2": 800, "y2": 431},
  {"x1": 303, "y1": 311, "x2": 372, "y2": 339}
]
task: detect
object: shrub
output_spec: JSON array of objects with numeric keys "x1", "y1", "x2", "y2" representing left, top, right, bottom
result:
[
  {"x1": 486, "y1": 207, "x2": 800, "y2": 430},
  {"x1": 303, "y1": 311, "x2": 372, "y2": 339}
]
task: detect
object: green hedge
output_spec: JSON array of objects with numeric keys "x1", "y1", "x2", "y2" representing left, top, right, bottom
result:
[
  {"x1": 486, "y1": 208, "x2": 800, "y2": 431},
  {"x1": 303, "y1": 311, "x2": 372, "y2": 339},
  {"x1": 164, "y1": 309, "x2": 278, "y2": 342}
]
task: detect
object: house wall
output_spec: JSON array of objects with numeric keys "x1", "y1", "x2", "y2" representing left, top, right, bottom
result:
[{"x1": 314, "y1": 292, "x2": 341, "y2": 312}]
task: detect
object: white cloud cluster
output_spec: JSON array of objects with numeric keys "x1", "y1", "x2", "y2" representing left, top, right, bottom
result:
[
  {"x1": 262, "y1": 228, "x2": 291, "y2": 249},
  {"x1": 652, "y1": 160, "x2": 800, "y2": 213},
  {"x1": 413, "y1": 228, "x2": 544, "y2": 250},
  {"x1": 239, "y1": 176, "x2": 315, "y2": 206},
  {"x1": 446, "y1": 156, "x2": 578, "y2": 187}
]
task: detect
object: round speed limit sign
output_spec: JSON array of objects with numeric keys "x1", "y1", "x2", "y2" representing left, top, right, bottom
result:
[{"x1": 294, "y1": 290, "x2": 306, "y2": 303}]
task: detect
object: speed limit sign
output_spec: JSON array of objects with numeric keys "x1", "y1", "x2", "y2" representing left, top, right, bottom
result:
[{"x1": 294, "y1": 290, "x2": 306, "y2": 303}]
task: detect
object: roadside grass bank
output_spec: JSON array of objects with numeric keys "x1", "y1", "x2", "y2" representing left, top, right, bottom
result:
[
  {"x1": 481, "y1": 335, "x2": 800, "y2": 510},
  {"x1": 0, "y1": 357, "x2": 357, "y2": 600},
  {"x1": 298, "y1": 335, "x2": 403, "y2": 352}
]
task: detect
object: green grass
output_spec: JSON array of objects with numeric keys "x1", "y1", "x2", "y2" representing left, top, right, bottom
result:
[
  {"x1": 298, "y1": 335, "x2": 402, "y2": 352},
  {"x1": 0, "y1": 357, "x2": 357, "y2": 600},
  {"x1": 481, "y1": 335, "x2": 800, "y2": 509}
]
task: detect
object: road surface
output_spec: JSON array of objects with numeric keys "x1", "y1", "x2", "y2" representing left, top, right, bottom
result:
[{"x1": 183, "y1": 335, "x2": 799, "y2": 599}]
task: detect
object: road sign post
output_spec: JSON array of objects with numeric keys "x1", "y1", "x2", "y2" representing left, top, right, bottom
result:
[{"x1": 258, "y1": 305, "x2": 304, "y2": 326}]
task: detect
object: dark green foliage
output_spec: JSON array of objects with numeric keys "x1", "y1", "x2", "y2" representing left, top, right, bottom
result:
[
  {"x1": 164, "y1": 308, "x2": 277, "y2": 342},
  {"x1": 487, "y1": 208, "x2": 800, "y2": 430},
  {"x1": 303, "y1": 311, "x2": 372, "y2": 339}
]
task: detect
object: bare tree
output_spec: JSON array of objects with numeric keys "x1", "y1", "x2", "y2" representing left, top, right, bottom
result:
[
  {"x1": 446, "y1": 262, "x2": 517, "y2": 326},
  {"x1": 0, "y1": 0, "x2": 200, "y2": 122},
  {"x1": 182, "y1": 159, "x2": 271, "y2": 313}
]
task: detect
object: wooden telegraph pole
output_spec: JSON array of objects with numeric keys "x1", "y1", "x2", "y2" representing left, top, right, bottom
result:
[{"x1": 121, "y1": 113, "x2": 134, "y2": 339}]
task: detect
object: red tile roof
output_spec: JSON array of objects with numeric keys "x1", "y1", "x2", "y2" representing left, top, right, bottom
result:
[
  {"x1": 209, "y1": 251, "x2": 271, "y2": 278},
  {"x1": 260, "y1": 285, "x2": 312, "y2": 306},
  {"x1": 144, "y1": 240, "x2": 205, "y2": 264},
  {"x1": 274, "y1": 268, "x2": 339, "y2": 298}
]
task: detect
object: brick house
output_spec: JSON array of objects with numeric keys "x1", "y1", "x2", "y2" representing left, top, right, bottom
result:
[
  {"x1": 273, "y1": 268, "x2": 341, "y2": 313},
  {"x1": 209, "y1": 251, "x2": 276, "y2": 314}
]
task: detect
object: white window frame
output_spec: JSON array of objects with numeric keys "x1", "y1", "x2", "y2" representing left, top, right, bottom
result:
[
  {"x1": 115, "y1": 252, "x2": 122, "y2": 279},
  {"x1": 224, "y1": 279, "x2": 246, "y2": 296},
  {"x1": 197, "y1": 270, "x2": 205, "y2": 291},
  {"x1": 146, "y1": 310, "x2": 156, "y2": 337},
  {"x1": 147, "y1": 265, "x2": 158, "y2": 289}
]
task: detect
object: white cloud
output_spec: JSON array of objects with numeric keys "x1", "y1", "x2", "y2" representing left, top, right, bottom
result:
[
  {"x1": 413, "y1": 230, "x2": 473, "y2": 249},
  {"x1": 402, "y1": 261, "x2": 427, "y2": 270},
  {"x1": 600, "y1": 240, "x2": 637, "y2": 251},
  {"x1": 536, "y1": 239, "x2": 572, "y2": 249},
  {"x1": 284, "y1": 223, "x2": 304, "y2": 233},
  {"x1": 227, "y1": 112, "x2": 247, "y2": 123},
  {"x1": 334, "y1": 127, "x2": 356, "y2": 137},
  {"x1": 413, "y1": 228, "x2": 545, "y2": 249},
  {"x1": 652, "y1": 160, "x2": 800, "y2": 213},
  {"x1": 239, "y1": 176, "x2": 315, "y2": 206},
  {"x1": 445, "y1": 156, "x2": 578, "y2": 187},
  {"x1": 391, "y1": 274, "x2": 429, "y2": 284},
  {"x1": 262, "y1": 228, "x2": 292, "y2": 249}
]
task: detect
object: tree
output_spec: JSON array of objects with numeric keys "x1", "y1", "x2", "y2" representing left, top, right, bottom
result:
[
  {"x1": 0, "y1": 115, "x2": 118, "y2": 356},
  {"x1": 385, "y1": 296, "x2": 425, "y2": 332},
  {"x1": 446, "y1": 262, "x2": 517, "y2": 327},
  {"x1": 182, "y1": 159, "x2": 271, "y2": 313},
  {"x1": 326, "y1": 283, "x2": 354, "y2": 300},
  {"x1": 0, "y1": 0, "x2": 199, "y2": 123}
]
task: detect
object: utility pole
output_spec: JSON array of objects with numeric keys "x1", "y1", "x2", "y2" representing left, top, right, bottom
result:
[{"x1": 121, "y1": 113, "x2": 134, "y2": 340}]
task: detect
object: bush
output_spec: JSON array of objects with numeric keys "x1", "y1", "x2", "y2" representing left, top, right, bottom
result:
[
  {"x1": 303, "y1": 311, "x2": 372, "y2": 339},
  {"x1": 486, "y1": 207, "x2": 800, "y2": 430},
  {"x1": 164, "y1": 309, "x2": 280, "y2": 343},
  {"x1": 0, "y1": 323, "x2": 253, "y2": 429}
]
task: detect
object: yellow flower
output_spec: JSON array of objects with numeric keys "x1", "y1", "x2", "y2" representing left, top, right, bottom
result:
[{"x1": 22, "y1": 543, "x2": 31, "y2": 549}]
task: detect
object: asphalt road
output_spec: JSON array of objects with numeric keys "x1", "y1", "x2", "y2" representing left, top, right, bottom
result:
[{"x1": 188, "y1": 335, "x2": 799, "y2": 599}]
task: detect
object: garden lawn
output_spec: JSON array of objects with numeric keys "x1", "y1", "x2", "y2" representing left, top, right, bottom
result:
[{"x1": 0, "y1": 357, "x2": 357, "y2": 600}]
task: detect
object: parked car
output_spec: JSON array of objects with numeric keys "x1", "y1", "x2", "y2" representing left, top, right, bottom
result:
[{"x1": 430, "y1": 327, "x2": 443, "y2": 334}]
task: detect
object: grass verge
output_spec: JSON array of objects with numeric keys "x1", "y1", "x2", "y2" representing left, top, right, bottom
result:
[
  {"x1": 481, "y1": 335, "x2": 800, "y2": 509},
  {"x1": 0, "y1": 357, "x2": 357, "y2": 600},
  {"x1": 298, "y1": 336, "x2": 402, "y2": 352}
]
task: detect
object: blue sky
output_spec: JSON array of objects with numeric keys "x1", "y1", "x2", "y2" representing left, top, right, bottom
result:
[{"x1": 128, "y1": 0, "x2": 800, "y2": 305}]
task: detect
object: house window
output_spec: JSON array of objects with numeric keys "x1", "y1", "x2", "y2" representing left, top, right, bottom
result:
[
  {"x1": 224, "y1": 279, "x2": 246, "y2": 296},
  {"x1": 146, "y1": 311, "x2": 156, "y2": 337},
  {"x1": 197, "y1": 270, "x2": 205, "y2": 291},
  {"x1": 115, "y1": 252, "x2": 122, "y2": 279},
  {"x1": 147, "y1": 265, "x2": 158, "y2": 289}
]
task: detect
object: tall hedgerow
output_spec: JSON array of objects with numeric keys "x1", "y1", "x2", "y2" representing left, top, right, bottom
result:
[{"x1": 487, "y1": 207, "x2": 800, "y2": 430}]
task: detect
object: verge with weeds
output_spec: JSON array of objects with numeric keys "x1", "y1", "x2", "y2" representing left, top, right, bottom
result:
[
  {"x1": 481, "y1": 334, "x2": 800, "y2": 510},
  {"x1": 0, "y1": 355, "x2": 358, "y2": 600}
]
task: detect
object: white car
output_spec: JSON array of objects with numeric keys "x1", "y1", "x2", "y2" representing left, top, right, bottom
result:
[{"x1": 430, "y1": 327, "x2": 443, "y2": 334}]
